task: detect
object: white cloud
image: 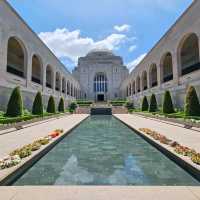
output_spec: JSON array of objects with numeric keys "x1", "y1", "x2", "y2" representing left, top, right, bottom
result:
[
  {"x1": 39, "y1": 28, "x2": 128, "y2": 64},
  {"x1": 127, "y1": 53, "x2": 147, "y2": 72},
  {"x1": 128, "y1": 45, "x2": 137, "y2": 52},
  {"x1": 114, "y1": 24, "x2": 131, "y2": 33}
]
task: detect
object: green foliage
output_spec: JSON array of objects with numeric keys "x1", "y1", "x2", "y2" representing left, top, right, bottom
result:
[
  {"x1": 141, "y1": 96, "x2": 149, "y2": 111},
  {"x1": 58, "y1": 97, "x2": 65, "y2": 112},
  {"x1": 162, "y1": 90, "x2": 175, "y2": 114},
  {"x1": 76, "y1": 100, "x2": 93, "y2": 107},
  {"x1": 6, "y1": 87, "x2": 23, "y2": 117},
  {"x1": 110, "y1": 100, "x2": 126, "y2": 106},
  {"x1": 47, "y1": 96, "x2": 56, "y2": 113},
  {"x1": 69, "y1": 102, "x2": 77, "y2": 113},
  {"x1": 185, "y1": 86, "x2": 200, "y2": 116},
  {"x1": 149, "y1": 94, "x2": 158, "y2": 112},
  {"x1": 32, "y1": 92, "x2": 43, "y2": 115},
  {"x1": 125, "y1": 101, "x2": 134, "y2": 110}
]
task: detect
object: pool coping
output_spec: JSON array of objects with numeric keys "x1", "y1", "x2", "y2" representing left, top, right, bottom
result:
[
  {"x1": 113, "y1": 114, "x2": 200, "y2": 183},
  {"x1": 0, "y1": 115, "x2": 89, "y2": 186}
]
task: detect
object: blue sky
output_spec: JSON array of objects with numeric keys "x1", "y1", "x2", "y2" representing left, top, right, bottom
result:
[{"x1": 8, "y1": 0, "x2": 192, "y2": 72}]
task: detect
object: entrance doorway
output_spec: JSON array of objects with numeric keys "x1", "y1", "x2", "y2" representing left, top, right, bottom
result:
[{"x1": 97, "y1": 94, "x2": 104, "y2": 101}]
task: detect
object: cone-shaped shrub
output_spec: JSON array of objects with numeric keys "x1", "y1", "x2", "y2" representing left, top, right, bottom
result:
[
  {"x1": 32, "y1": 92, "x2": 43, "y2": 115},
  {"x1": 6, "y1": 86, "x2": 23, "y2": 117},
  {"x1": 149, "y1": 94, "x2": 158, "y2": 112},
  {"x1": 162, "y1": 90, "x2": 175, "y2": 114},
  {"x1": 47, "y1": 96, "x2": 56, "y2": 113},
  {"x1": 141, "y1": 96, "x2": 149, "y2": 111},
  {"x1": 58, "y1": 97, "x2": 65, "y2": 113},
  {"x1": 185, "y1": 86, "x2": 200, "y2": 116}
]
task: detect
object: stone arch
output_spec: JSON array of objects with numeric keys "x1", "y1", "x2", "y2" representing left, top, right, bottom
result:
[
  {"x1": 62, "y1": 77, "x2": 66, "y2": 93},
  {"x1": 71, "y1": 84, "x2": 73, "y2": 97},
  {"x1": 178, "y1": 33, "x2": 200, "y2": 76},
  {"x1": 149, "y1": 64, "x2": 158, "y2": 88},
  {"x1": 46, "y1": 65, "x2": 53, "y2": 88},
  {"x1": 161, "y1": 52, "x2": 173, "y2": 83},
  {"x1": 132, "y1": 81, "x2": 135, "y2": 95},
  {"x1": 136, "y1": 76, "x2": 141, "y2": 93},
  {"x1": 142, "y1": 71, "x2": 148, "y2": 91},
  {"x1": 32, "y1": 54, "x2": 42, "y2": 84},
  {"x1": 7, "y1": 37, "x2": 27, "y2": 78},
  {"x1": 67, "y1": 81, "x2": 70, "y2": 95},
  {"x1": 55, "y1": 72, "x2": 61, "y2": 91}
]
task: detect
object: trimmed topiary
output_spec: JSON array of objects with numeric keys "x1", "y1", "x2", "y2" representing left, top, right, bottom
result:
[
  {"x1": 58, "y1": 97, "x2": 65, "y2": 113},
  {"x1": 163, "y1": 90, "x2": 175, "y2": 114},
  {"x1": 185, "y1": 86, "x2": 200, "y2": 116},
  {"x1": 141, "y1": 96, "x2": 149, "y2": 111},
  {"x1": 149, "y1": 94, "x2": 158, "y2": 112},
  {"x1": 47, "y1": 96, "x2": 56, "y2": 113},
  {"x1": 69, "y1": 102, "x2": 77, "y2": 113},
  {"x1": 6, "y1": 86, "x2": 23, "y2": 117},
  {"x1": 32, "y1": 92, "x2": 43, "y2": 115}
]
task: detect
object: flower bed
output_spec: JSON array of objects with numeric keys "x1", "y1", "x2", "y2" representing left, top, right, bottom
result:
[
  {"x1": 0, "y1": 129, "x2": 64, "y2": 170},
  {"x1": 139, "y1": 128, "x2": 200, "y2": 166}
]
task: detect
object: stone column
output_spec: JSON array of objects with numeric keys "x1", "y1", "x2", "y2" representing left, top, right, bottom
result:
[
  {"x1": 172, "y1": 50, "x2": 179, "y2": 86},
  {"x1": 157, "y1": 64, "x2": 161, "y2": 87},
  {"x1": 0, "y1": 29, "x2": 7, "y2": 74},
  {"x1": 43, "y1": 65, "x2": 46, "y2": 92},
  {"x1": 52, "y1": 71, "x2": 56, "y2": 94},
  {"x1": 26, "y1": 51, "x2": 32, "y2": 88}
]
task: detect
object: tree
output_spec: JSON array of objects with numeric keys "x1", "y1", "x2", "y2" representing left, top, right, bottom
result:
[
  {"x1": 125, "y1": 101, "x2": 134, "y2": 110},
  {"x1": 69, "y1": 102, "x2": 77, "y2": 113},
  {"x1": 149, "y1": 94, "x2": 158, "y2": 112},
  {"x1": 141, "y1": 96, "x2": 149, "y2": 111},
  {"x1": 47, "y1": 96, "x2": 56, "y2": 113},
  {"x1": 58, "y1": 97, "x2": 65, "y2": 112},
  {"x1": 6, "y1": 86, "x2": 23, "y2": 117},
  {"x1": 185, "y1": 86, "x2": 200, "y2": 116},
  {"x1": 162, "y1": 91, "x2": 175, "y2": 114},
  {"x1": 32, "y1": 92, "x2": 43, "y2": 115}
]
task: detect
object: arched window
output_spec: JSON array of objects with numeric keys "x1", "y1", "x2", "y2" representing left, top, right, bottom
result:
[
  {"x1": 126, "y1": 86, "x2": 129, "y2": 97},
  {"x1": 142, "y1": 71, "x2": 148, "y2": 91},
  {"x1": 150, "y1": 64, "x2": 158, "y2": 88},
  {"x1": 179, "y1": 33, "x2": 200, "y2": 75},
  {"x1": 129, "y1": 83, "x2": 132, "y2": 96},
  {"x1": 62, "y1": 78, "x2": 66, "y2": 93},
  {"x1": 132, "y1": 81, "x2": 135, "y2": 95},
  {"x1": 94, "y1": 73, "x2": 108, "y2": 93},
  {"x1": 67, "y1": 81, "x2": 70, "y2": 95},
  {"x1": 71, "y1": 84, "x2": 73, "y2": 97},
  {"x1": 32, "y1": 55, "x2": 42, "y2": 84},
  {"x1": 136, "y1": 76, "x2": 141, "y2": 93},
  {"x1": 7, "y1": 37, "x2": 27, "y2": 78},
  {"x1": 55, "y1": 72, "x2": 61, "y2": 91},
  {"x1": 161, "y1": 52, "x2": 173, "y2": 83},
  {"x1": 46, "y1": 65, "x2": 53, "y2": 88}
]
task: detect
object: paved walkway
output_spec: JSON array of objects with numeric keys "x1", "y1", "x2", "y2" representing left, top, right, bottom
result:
[
  {"x1": 1, "y1": 186, "x2": 200, "y2": 200},
  {"x1": 114, "y1": 114, "x2": 200, "y2": 152},
  {"x1": 0, "y1": 114, "x2": 88, "y2": 158}
]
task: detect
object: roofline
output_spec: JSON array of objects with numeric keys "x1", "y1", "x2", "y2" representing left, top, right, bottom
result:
[
  {"x1": 4, "y1": 0, "x2": 75, "y2": 78},
  {"x1": 130, "y1": 0, "x2": 197, "y2": 75}
]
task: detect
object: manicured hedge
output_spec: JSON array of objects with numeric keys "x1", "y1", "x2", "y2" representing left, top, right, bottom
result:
[
  {"x1": 163, "y1": 91, "x2": 174, "y2": 114},
  {"x1": 141, "y1": 96, "x2": 149, "y2": 111},
  {"x1": 69, "y1": 102, "x2": 77, "y2": 113},
  {"x1": 47, "y1": 96, "x2": 56, "y2": 113},
  {"x1": 6, "y1": 87, "x2": 23, "y2": 117},
  {"x1": 58, "y1": 97, "x2": 65, "y2": 112},
  {"x1": 32, "y1": 92, "x2": 43, "y2": 115},
  {"x1": 149, "y1": 94, "x2": 158, "y2": 112},
  {"x1": 185, "y1": 86, "x2": 200, "y2": 116}
]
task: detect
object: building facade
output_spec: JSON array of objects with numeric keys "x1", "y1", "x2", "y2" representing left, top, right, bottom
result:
[
  {"x1": 73, "y1": 49, "x2": 128, "y2": 101},
  {"x1": 0, "y1": 1, "x2": 80, "y2": 111},
  {"x1": 120, "y1": 0, "x2": 200, "y2": 108}
]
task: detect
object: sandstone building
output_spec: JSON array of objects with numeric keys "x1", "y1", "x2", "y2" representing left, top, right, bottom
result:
[
  {"x1": 73, "y1": 49, "x2": 128, "y2": 101},
  {"x1": 0, "y1": 0, "x2": 200, "y2": 110},
  {"x1": 120, "y1": 0, "x2": 200, "y2": 108}
]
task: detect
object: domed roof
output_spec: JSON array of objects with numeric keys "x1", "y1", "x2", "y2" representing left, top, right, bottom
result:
[{"x1": 86, "y1": 49, "x2": 114, "y2": 57}]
